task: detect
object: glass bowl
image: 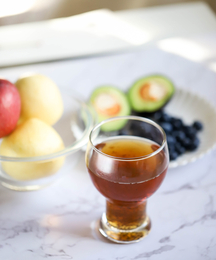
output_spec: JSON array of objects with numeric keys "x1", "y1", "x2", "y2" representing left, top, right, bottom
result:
[{"x1": 0, "y1": 93, "x2": 94, "y2": 191}]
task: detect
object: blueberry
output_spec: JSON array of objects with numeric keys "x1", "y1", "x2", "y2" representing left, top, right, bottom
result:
[
  {"x1": 187, "y1": 137, "x2": 200, "y2": 151},
  {"x1": 160, "y1": 113, "x2": 171, "y2": 123},
  {"x1": 129, "y1": 121, "x2": 142, "y2": 136},
  {"x1": 169, "y1": 151, "x2": 179, "y2": 161},
  {"x1": 129, "y1": 121, "x2": 155, "y2": 138},
  {"x1": 181, "y1": 138, "x2": 191, "y2": 149},
  {"x1": 160, "y1": 122, "x2": 173, "y2": 133},
  {"x1": 168, "y1": 143, "x2": 175, "y2": 153},
  {"x1": 193, "y1": 121, "x2": 203, "y2": 131},
  {"x1": 167, "y1": 135, "x2": 176, "y2": 145},
  {"x1": 172, "y1": 118, "x2": 184, "y2": 130},
  {"x1": 153, "y1": 110, "x2": 164, "y2": 121},
  {"x1": 184, "y1": 126, "x2": 197, "y2": 138},
  {"x1": 118, "y1": 129, "x2": 131, "y2": 135},
  {"x1": 173, "y1": 131, "x2": 186, "y2": 143},
  {"x1": 129, "y1": 121, "x2": 140, "y2": 131},
  {"x1": 175, "y1": 142, "x2": 186, "y2": 155}
]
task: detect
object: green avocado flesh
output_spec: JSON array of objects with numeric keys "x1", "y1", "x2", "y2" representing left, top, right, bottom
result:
[
  {"x1": 128, "y1": 75, "x2": 175, "y2": 112},
  {"x1": 89, "y1": 86, "x2": 131, "y2": 131}
]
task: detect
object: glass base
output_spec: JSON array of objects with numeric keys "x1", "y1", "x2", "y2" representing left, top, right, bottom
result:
[{"x1": 99, "y1": 213, "x2": 151, "y2": 244}]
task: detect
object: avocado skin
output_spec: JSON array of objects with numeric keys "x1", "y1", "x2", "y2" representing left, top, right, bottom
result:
[
  {"x1": 89, "y1": 86, "x2": 131, "y2": 132},
  {"x1": 128, "y1": 75, "x2": 175, "y2": 112}
]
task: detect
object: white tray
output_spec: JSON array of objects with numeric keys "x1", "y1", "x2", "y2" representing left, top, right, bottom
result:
[{"x1": 166, "y1": 88, "x2": 216, "y2": 168}]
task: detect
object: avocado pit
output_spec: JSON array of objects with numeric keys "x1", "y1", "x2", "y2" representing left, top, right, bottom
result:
[
  {"x1": 140, "y1": 82, "x2": 168, "y2": 102},
  {"x1": 94, "y1": 93, "x2": 120, "y2": 116}
]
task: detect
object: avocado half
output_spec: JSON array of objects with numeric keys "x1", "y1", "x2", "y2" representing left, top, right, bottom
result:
[
  {"x1": 89, "y1": 86, "x2": 131, "y2": 131},
  {"x1": 128, "y1": 75, "x2": 175, "y2": 112}
]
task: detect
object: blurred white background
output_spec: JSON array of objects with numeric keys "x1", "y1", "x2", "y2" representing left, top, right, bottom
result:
[{"x1": 0, "y1": 0, "x2": 216, "y2": 26}]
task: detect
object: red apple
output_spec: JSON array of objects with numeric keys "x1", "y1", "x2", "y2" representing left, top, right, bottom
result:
[{"x1": 0, "y1": 79, "x2": 21, "y2": 138}]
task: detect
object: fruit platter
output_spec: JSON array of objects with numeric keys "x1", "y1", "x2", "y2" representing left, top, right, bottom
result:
[{"x1": 87, "y1": 74, "x2": 216, "y2": 168}]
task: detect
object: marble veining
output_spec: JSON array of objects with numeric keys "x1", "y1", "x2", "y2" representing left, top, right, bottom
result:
[
  {"x1": 0, "y1": 219, "x2": 49, "y2": 241},
  {"x1": 134, "y1": 245, "x2": 176, "y2": 259}
]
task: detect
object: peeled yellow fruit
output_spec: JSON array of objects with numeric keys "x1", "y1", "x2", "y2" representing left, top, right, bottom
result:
[
  {"x1": 0, "y1": 118, "x2": 65, "y2": 181},
  {"x1": 15, "y1": 74, "x2": 63, "y2": 125}
]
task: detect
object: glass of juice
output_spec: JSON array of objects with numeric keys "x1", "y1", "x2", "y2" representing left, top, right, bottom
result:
[{"x1": 85, "y1": 116, "x2": 169, "y2": 243}]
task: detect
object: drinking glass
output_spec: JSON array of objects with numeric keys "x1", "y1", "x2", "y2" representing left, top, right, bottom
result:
[{"x1": 85, "y1": 116, "x2": 169, "y2": 243}]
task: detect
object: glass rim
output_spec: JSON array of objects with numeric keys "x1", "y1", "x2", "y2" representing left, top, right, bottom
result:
[{"x1": 89, "y1": 115, "x2": 167, "y2": 161}]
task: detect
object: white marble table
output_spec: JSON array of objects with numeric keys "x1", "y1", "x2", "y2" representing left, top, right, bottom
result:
[{"x1": 0, "y1": 44, "x2": 216, "y2": 259}]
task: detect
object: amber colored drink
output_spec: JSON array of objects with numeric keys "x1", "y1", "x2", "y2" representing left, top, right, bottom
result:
[{"x1": 87, "y1": 137, "x2": 168, "y2": 232}]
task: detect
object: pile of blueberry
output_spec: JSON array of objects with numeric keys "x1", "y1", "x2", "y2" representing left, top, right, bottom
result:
[
  {"x1": 117, "y1": 110, "x2": 203, "y2": 161},
  {"x1": 151, "y1": 110, "x2": 203, "y2": 161}
]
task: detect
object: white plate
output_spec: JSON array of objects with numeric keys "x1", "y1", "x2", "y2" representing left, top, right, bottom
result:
[{"x1": 165, "y1": 88, "x2": 216, "y2": 168}]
